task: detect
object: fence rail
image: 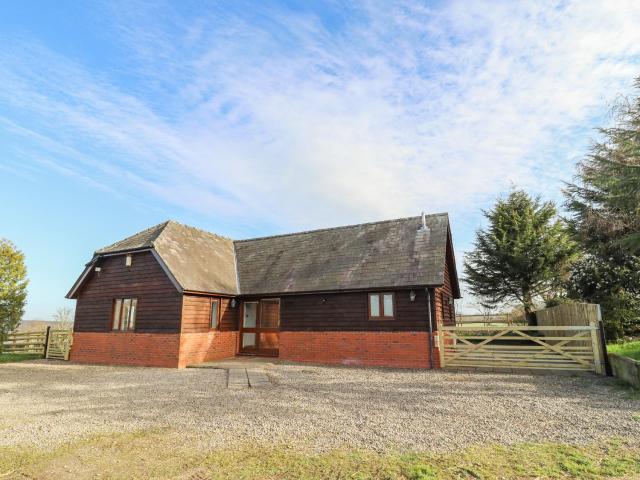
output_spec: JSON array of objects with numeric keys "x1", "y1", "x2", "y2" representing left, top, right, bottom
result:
[
  {"x1": 2, "y1": 331, "x2": 47, "y2": 354},
  {"x1": 438, "y1": 324, "x2": 603, "y2": 373},
  {"x1": 2, "y1": 328, "x2": 73, "y2": 360}
]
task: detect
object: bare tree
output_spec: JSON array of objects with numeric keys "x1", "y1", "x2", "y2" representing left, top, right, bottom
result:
[{"x1": 53, "y1": 307, "x2": 74, "y2": 331}]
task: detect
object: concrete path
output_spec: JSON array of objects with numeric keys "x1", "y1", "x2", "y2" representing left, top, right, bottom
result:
[
  {"x1": 227, "y1": 368, "x2": 271, "y2": 389},
  {"x1": 190, "y1": 360, "x2": 273, "y2": 389}
]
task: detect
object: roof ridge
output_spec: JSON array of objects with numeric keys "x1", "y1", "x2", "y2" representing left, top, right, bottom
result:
[
  {"x1": 163, "y1": 219, "x2": 234, "y2": 242},
  {"x1": 234, "y1": 212, "x2": 449, "y2": 243},
  {"x1": 95, "y1": 220, "x2": 170, "y2": 254}
]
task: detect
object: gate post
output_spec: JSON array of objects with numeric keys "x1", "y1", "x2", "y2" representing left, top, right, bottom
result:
[
  {"x1": 589, "y1": 317, "x2": 604, "y2": 375},
  {"x1": 438, "y1": 330, "x2": 445, "y2": 368},
  {"x1": 43, "y1": 326, "x2": 51, "y2": 358}
]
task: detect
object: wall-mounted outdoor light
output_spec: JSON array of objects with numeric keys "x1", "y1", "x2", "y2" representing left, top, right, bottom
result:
[
  {"x1": 409, "y1": 290, "x2": 416, "y2": 302},
  {"x1": 125, "y1": 254, "x2": 132, "y2": 267},
  {"x1": 230, "y1": 298, "x2": 237, "y2": 308}
]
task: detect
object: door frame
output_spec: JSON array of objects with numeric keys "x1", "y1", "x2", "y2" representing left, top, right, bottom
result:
[{"x1": 239, "y1": 298, "x2": 280, "y2": 357}]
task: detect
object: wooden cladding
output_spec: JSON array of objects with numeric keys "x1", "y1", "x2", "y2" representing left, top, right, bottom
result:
[
  {"x1": 278, "y1": 289, "x2": 431, "y2": 332},
  {"x1": 181, "y1": 295, "x2": 238, "y2": 333},
  {"x1": 72, "y1": 250, "x2": 454, "y2": 337},
  {"x1": 74, "y1": 252, "x2": 182, "y2": 333}
]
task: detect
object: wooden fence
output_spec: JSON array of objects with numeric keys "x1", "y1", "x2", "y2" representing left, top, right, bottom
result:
[
  {"x1": 2, "y1": 328, "x2": 73, "y2": 360},
  {"x1": 536, "y1": 303, "x2": 599, "y2": 337},
  {"x1": 438, "y1": 324, "x2": 603, "y2": 373}
]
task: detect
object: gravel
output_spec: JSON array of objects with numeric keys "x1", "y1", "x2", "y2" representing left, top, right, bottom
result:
[{"x1": 1, "y1": 359, "x2": 639, "y2": 452}]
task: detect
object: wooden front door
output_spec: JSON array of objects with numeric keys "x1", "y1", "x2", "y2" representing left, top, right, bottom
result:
[{"x1": 240, "y1": 299, "x2": 280, "y2": 356}]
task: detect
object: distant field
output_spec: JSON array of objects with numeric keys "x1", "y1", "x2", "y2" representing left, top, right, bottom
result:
[
  {"x1": 456, "y1": 315, "x2": 526, "y2": 326},
  {"x1": 16, "y1": 321, "x2": 58, "y2": 332}
]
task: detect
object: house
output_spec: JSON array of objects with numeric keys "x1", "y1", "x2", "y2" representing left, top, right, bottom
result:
[{"x1": 66, "y1": 213, "x2": 460, "y2": 368}]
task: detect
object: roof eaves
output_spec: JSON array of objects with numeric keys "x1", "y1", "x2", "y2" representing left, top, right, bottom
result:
[
  {"x1": 65, "y1": 257, "x2": 99, "y2": 299},
  {"x1": 237, "y1": 283, "x2": 446, "y2": 298}
]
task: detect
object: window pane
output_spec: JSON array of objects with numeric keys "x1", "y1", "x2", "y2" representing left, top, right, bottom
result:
[
  {"x1": 112, "y1": 299, "x2": 122, "y2": 331},
  {"x1": 243, "y1": 303, "x2": 257, "y2": 328},
  {"x1": 383, "y1": 294, "x2": 393, "y2": 317},
  {"x1": 369, "y1": 294, "x2": 380, "y2": 317},
  {"x1": 121, "y1": 299, "x2": 132, "y2": 332},
  {"x1": 242, "y1": 332, "x2": 256, "y2": 348},
  {"x1": 210, "y1": 300, "x2": 219, "y2": 329},
  {"x1": 129, "y1": 299, "x2": 137, "y2": 330},
  {"x1": 260, "y1": 300, "x2": 279, "y2": 328}
]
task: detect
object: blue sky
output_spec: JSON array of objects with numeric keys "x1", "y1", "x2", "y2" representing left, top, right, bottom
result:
[{"x1": 1, "y1": 0, "x2": 639, "y2": 319}]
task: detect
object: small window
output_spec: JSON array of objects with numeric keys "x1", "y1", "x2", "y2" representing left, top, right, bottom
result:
[
  {"x1": 368, "y1": 293, "x2": 395, "y2": 320},
  {"x1": 112, "y1": 298, "x2": 137, "y2": 331},
  {"x1": 210, "y1": 299, "x2": 220, "y2": 329}
]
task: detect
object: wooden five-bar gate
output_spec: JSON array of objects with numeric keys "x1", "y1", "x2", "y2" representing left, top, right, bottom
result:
[
  {"x1": 438, "y1": 324, "x2": 604, "y2": 374},
  {"x1": 2, "y1": 328, "x2": 73, "y2": 360}
]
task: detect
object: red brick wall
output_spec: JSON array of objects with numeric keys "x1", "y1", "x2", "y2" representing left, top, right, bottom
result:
[
  {"x1": 70, "y1": 332, "x2": 181, "y2": 368},
  {"x1": 279, "y1": 331, "x2": 439, "y2": 369},
  {"x1": 177, "y1": 331, "x2": 238, "y2": 368},
  {"x1": 71, "y1": 331, "x2": 239, "y2": 368}
]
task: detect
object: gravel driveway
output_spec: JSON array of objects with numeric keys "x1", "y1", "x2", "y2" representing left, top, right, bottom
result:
[{"x1": 1, "y1": 359, "x2": 639, "y2": 452}]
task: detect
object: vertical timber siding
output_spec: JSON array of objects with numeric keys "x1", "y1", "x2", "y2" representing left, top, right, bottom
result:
[
  {"x1": 178, "y1": 294, "x2": 239, "y2": 366},
  {"x1": 434, "y1": 243, "x2": 456, "y2": 326},
  {"x1": 279, "y1": 288, "x2": 431, "y2": 331},
  {"x1": 181, "y1": 295, "x2": 238, "y2": 333},
  {"x1": 73, "y1": 251, "x2": 182, "y2": 333}
]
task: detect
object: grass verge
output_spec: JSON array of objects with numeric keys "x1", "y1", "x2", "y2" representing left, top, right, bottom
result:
[
  {"x1": 0, "y1": 430, "x2": 639, "y2": 479},
  {"x1": 608, "y1": 340, "x2": 640, "y2": 361},
  {"x1": 0, "y1": 353, "x2": 42, "y2": 364}
]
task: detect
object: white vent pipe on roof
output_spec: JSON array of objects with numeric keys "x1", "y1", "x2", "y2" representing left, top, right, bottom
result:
[{"x1": 418, "y1": 211, "x2": 430, "y2": 233}]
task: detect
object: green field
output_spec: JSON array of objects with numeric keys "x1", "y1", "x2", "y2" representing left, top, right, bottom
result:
[
  {"x1": 608, "y1": 340, "x2": 640, "y2": 361},
  {"x1": 0, "y1": 353, "x2": 42, "y2": 364},
  {"x1": 1, "y1": 430, "x2": 639, "y2": 480}
]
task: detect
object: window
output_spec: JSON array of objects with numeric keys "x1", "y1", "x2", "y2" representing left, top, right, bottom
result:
[
  {"x1": 368, "y1": 293, "x2": 394, "y2": 320},
  {"x1": 112, "y1": 298, "x2": 137, "y2": 331},
  {"x1": 243, "y1": 302, "x2": 257, "y2": 328},
  {"x1": 210, "y1": 299, "x2": 220, "y2": 329}
]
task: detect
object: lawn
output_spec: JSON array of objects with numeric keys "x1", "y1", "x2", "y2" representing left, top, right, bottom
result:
[
  {"x1": 0, "y1": 353, "x2": 42, "y2": 364},
  {"x1": 1, "y1": 429, "x2": 639, "y2": 480},
  {"x1": 608, "y1": 340, "x2": 640, "y2": 361}
]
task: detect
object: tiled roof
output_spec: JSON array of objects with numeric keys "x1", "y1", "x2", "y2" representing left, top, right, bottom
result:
[
  {"x1": 95, "y1": 220, "x2": 238, "y2": 295},
  {"x1": 75, "y1": 213, "x2": 452, "y2": 296},
  {"x1": 234, "y1": 214, "x2": 449, "y2": 294}
]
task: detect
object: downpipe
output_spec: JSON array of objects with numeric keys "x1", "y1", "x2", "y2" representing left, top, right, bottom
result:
[{"x1": 426, "y1": 288, "x2": 434, "y2": 369}]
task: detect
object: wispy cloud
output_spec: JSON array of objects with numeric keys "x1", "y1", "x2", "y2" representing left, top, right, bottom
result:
[{"x1": 1, "y1": 1, "x2": 639, "y2": 245}]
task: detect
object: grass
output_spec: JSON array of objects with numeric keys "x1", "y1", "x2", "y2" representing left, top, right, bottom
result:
[
  {"x1": 0, "y1": 353, "x2": 42, "y2": 364},
  {"x1": 608, "y1": 340, "x2": 640, "y2": 361},
  {"x1": 1, "y1": 429, "x2": 639, "y2": 480}
]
